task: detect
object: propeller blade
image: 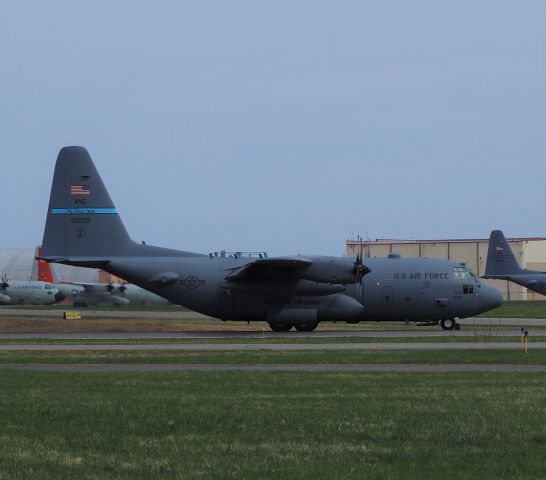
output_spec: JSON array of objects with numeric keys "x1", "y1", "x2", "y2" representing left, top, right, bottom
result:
[{"x1": 0, "y1": 274, "x2": 9, "y2": 293}]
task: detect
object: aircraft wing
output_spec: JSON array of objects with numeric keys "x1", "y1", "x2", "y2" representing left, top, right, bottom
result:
[
  {"x1": 225, "y1": 256, "x2": 313, "y2": 282},
  {"x1": 59, "y1": 281, "x2": 113, "y2": 293},
  {"x1": 225, "y1": 255, "x2": 365, "y2": 285}
]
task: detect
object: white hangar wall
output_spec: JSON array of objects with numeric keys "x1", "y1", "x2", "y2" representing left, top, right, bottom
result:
[{"x1": 0, "y1": 247, "x2": 100, "y2": 284}]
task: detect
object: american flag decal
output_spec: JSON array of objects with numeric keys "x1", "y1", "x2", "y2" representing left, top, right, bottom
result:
[
  {"x1": 495, "y1": 244, "x2": 504, "y2": 253},
  {"x1": 70, "y1": 185, "x2": 90, "y2": 196}
]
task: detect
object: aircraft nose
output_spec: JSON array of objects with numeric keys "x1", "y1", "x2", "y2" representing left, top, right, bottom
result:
[{"x1": 479, "y1": 285, "x2": 503, "y2": 313}]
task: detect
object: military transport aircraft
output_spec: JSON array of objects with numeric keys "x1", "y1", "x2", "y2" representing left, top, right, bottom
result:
[
  {"x1": 484, "y1": 230, "x2": 546, "y2": 296},
  {"x1": 57, "y1": 282, "x2": 172, "y2": 307},
  {"x1": 38, "y1": 147, "x2": 502, "y2": 331},
  {"x1": 0, "y1": 274, "x2": 60, "y2": 305},
  {"x1": 36, "y1": 256, "x2": 171, "y2": 307}
]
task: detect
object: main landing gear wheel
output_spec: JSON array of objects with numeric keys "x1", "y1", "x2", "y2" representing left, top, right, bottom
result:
[
  {"x1": 268, "y1": 322, "x2": 293, "y2": 332},
  {"x1": 294, "y1": 321, "x2": 319, "y2": 332},
  {"x1": 440, "y1": 319, "x2": 457, "y2": 331}
]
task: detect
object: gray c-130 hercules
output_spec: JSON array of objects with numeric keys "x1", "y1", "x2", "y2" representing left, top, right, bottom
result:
[{"x1": 39, "y1": 147, "x2": 502, "y2": 331}]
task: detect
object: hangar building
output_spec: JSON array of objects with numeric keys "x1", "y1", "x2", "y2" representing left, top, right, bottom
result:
[{"x1": 346, "y1": 237, "x2": 546, "y2": 301}]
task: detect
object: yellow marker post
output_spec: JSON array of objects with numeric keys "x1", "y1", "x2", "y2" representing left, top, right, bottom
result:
[{"x1": 524, "y1": 330, "x2": 529, "y2": 354}]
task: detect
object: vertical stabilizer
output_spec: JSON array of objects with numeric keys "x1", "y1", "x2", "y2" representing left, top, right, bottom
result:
[
  {"x1": 41, "y1": 147, "x2": 132, "y2": 261},
  {"x1": 484, "y1": 230, "x2": 524, "y2": 277},
  {"x1": 36, "y1": 247, "x2": 55, "y2": 282}
]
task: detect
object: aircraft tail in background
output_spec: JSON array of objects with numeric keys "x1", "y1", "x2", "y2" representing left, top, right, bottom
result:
[{"x1": 484, "y1": 230, "x2": 525, "y2": 279}]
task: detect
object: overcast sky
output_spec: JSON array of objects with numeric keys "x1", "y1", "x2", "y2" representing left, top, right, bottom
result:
[{"x1": 1, "y1": 1, "x2": 545, "y2": 256}]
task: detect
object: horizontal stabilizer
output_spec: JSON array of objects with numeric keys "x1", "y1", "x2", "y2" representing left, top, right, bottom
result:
[{"x1": 36, "y1": 256, "x2": 111, "y2": 268}]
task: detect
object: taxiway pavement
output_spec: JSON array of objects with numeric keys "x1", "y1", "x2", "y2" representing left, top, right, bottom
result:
[
  {"x1": 1, "y1": 363, "x2": 545, "y2": 373},
  {"x1": 0, "y1": 341, "x2": 545, "y2": 351}
]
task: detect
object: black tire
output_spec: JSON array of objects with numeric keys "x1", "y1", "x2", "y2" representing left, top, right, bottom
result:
[
  {"x1": 268, "y1": 322, "x2": 293, "y2": 332},
  {"x1": 440, "y1": 319, "x2": 456, "y2": 331},
  {"x1": 294, "y1": 321, "x2": 319, "y2": 332}
]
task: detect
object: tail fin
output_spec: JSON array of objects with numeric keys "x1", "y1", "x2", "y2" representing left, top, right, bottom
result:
[
  {"x1": 35, "y1": 247, "x2": 56, "y2": 282},
  {"x1": 484, "y1": 230, "x2": 524, "y2": 278},
  {"x1": 41, "y1": 147, "x2": 133, "y2": 263}
]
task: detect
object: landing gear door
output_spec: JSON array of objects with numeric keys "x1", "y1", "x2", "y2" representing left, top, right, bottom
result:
[
  {"x1": 218, "y1": 287, "x2": 235, "y2": 319},
  {"x1": 382, "y1": 286, "x2": 393, "y2": 306}
]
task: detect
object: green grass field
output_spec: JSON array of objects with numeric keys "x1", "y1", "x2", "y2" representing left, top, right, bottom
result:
[
  {"x1": 481, "y1": 300, "x2": 546, "y2": 318},
  {"x1": 0, "y1": 370, "x2": 544, "y2": 479},
  {"x1": 0, "y1": 348, "x2": 545, "y2": 365}
]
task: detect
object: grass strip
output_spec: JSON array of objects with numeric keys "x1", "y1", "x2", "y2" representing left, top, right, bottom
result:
[
  {"x1": 479, "y1": 300, "x2": 546, "y2": 318},
  {"x1": 0, "y1": 348, "x2": 545, "y2": 365}
]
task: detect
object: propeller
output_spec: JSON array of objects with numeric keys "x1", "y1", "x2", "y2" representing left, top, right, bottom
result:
[
  {"x1": 107, "y1": 283, "x2": 127, "y2": 296},
  {"x1": 0, "y1": 274, "x2": 9, "y2": 295},
  {"x1": 353, "y1": 254, "x2": 370, "y2": 283},
  {"x1": 353, "y1": 236, "x2": 371, "y2": 297}
]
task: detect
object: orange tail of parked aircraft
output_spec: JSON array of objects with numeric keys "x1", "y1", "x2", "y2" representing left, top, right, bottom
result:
[{"x1": 36, "y1": 247, "x2": 54, "y2": 283}]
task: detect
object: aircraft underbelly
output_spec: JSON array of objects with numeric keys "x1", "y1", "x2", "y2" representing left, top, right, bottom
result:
[{"x1": 217, "y1": 292, "x2": 363, "y2": 322}]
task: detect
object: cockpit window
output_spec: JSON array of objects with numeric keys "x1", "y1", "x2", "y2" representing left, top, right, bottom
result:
[
  {"x1": 453, "y1": 267, "x2": 476, "y2": 279},
  {"x1": 453, "y1": 267, "x2": 465, "y2": 279}
]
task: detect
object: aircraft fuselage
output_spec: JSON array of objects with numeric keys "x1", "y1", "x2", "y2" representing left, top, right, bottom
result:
[
  {"x1": 101, "y1": 254, "x2": 501, "y2": 326},
  {"x1": 0, "y1": 281, "x2": 58, "y2": 306}
]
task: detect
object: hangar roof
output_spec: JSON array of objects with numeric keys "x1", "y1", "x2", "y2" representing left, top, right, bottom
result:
[{"x1": 347, "y1": 237, "x2": 546, "y2": 245}]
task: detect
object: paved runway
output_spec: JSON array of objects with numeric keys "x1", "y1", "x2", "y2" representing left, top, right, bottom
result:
[
  {"x1": 1, "y1": 363, "x2": 545, "y2": 373},
  {"x1": 0, "y1": 341, "x2": 544, "y2": 351}
]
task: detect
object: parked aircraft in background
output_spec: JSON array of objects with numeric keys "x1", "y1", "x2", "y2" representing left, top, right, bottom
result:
[
  {"x1": 484, "y1": 230, "x2": 546, "y2": 295},
  {"x1": 36, "y1": 255, "x2": 171, "y2": 307},
  {"x1": 0, "y1": 274, "x2": 60, "y2": 305},
  {"x1": 39, "y1": 147, "x2": 502, "y2": 331}
]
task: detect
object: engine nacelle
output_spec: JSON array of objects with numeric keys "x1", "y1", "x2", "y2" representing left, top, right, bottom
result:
[
  {"x1": 109, "y1": 295, "x2": 130, "y2": 306},
  {"x1": 301, "y1": 256, "x2": 356, "y2": 284},
  {"x1": 0, "y1": 293, "x2": 12, "y2": 304}
]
